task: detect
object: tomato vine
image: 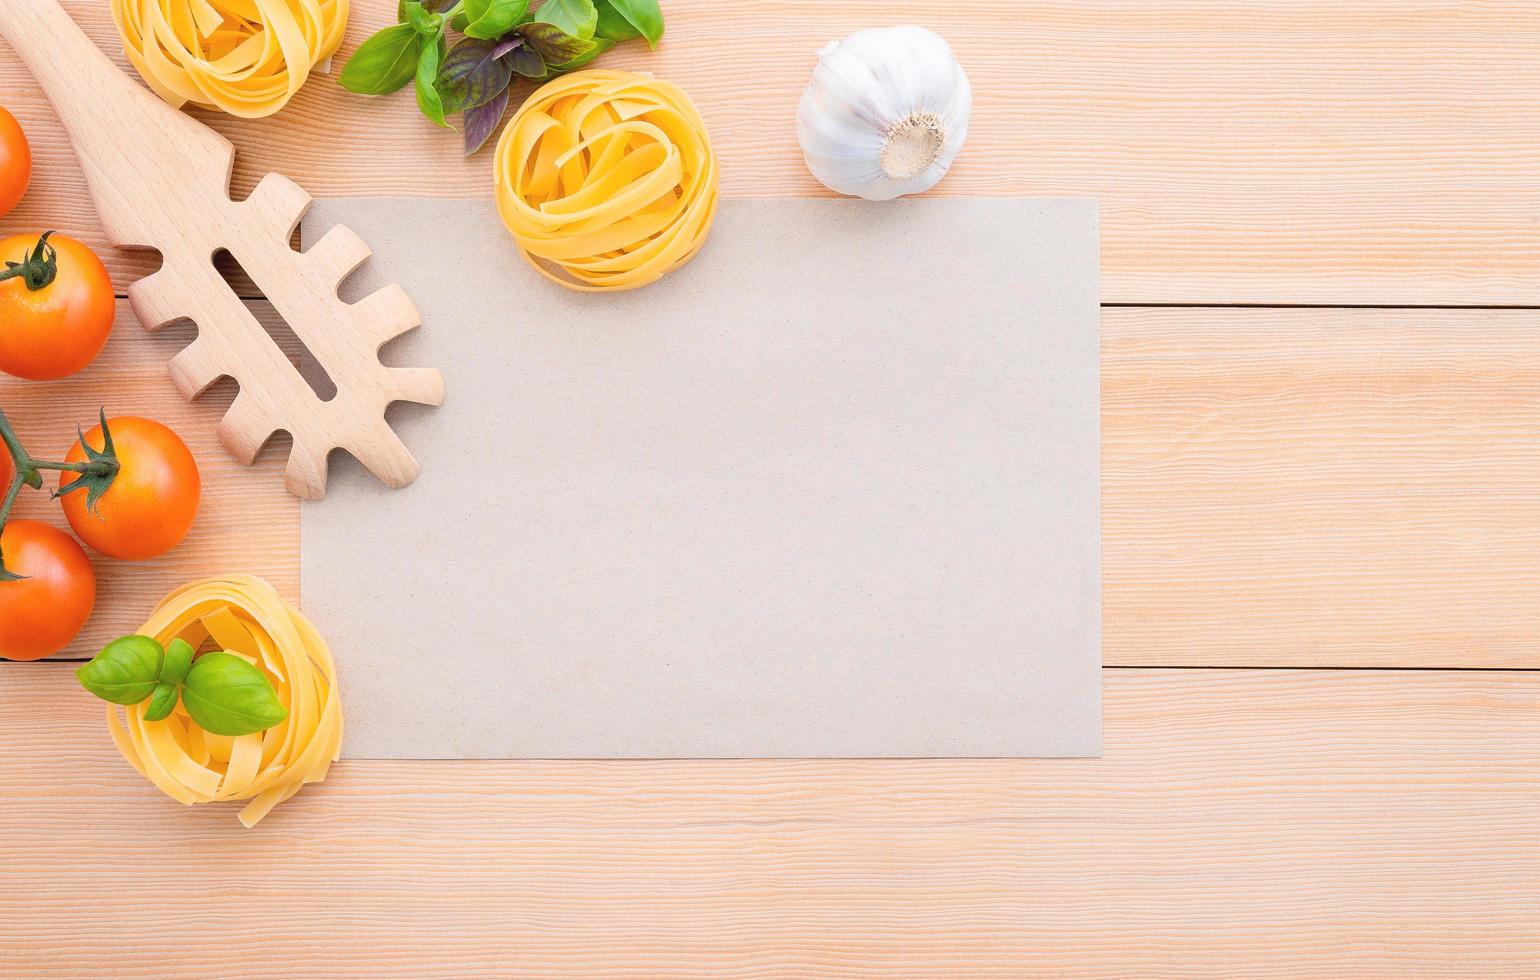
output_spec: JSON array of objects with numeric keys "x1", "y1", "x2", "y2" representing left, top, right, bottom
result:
[{"x1": 0, "y1": 406, "x2": 119, "y2": 580}]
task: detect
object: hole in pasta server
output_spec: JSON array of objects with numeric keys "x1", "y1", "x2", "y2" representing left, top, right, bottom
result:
[{"x1": 212, "y1": 249, "x2": 338, "y2": 402}]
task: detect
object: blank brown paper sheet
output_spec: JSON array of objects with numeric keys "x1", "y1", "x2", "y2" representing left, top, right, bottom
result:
[{"x1": 298, "y1": 197, "x2": 1101, "y2": 759}]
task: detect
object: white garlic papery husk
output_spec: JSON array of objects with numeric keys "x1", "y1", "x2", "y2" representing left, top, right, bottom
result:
[{"x1": 797, "y1": 26, "x2": 972, "y2": 201}]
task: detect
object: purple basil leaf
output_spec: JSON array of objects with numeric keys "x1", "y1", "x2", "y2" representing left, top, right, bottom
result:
[
  {"x1": 437, "y1": 36, "x2": 514, "y2": 113},
  {"x1": 548, "y1": 35, "x2": 612, "y2": 73},
  {"x1": 504, "y1": 44, "x2": 546, "y2": 78},
  {"x1": 490, "y1": 35, "x2": 522, "y2": 59},
  {"x1": 515, "y1": 21, "x2": 595, "y2": 64},
  {"x1": 463, "y1": 86, "x2": 510, "y2": 155}
]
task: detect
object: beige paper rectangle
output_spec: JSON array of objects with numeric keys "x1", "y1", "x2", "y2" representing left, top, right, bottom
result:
[{"x1": 300, "y1": 197, "x2": 1100, "y2": 758}]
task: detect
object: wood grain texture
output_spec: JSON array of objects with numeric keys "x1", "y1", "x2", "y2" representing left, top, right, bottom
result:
[
  {"x1": 0, "y1": 302, "x2": 299, "y2": 656},
  {"x1": 0, "y1": 0, "x2": 1537, "y2": 304},
  {"x1": 0, "y1": 667, "x2": 1536, "y2": 977},
  {"x1": 1103, "y1": 307, "x2": 1540, "y2": 667},
  {"x1": 1, "y1": 0, "x2": 1533, "y2": 971},
  {"x1": 7, "y1": 305, "x2": 1533, "y2": 667}
]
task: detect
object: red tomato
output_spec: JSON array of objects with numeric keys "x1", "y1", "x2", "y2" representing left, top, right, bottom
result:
[
  {"x1": 59, "y1": 417, "x2": 200, "y2": 561},
  {"x1": 0, "y1": 446, "x2": 11, "y2": 492},
  {"x1": 0, "y1": 107, "x2": 28, "y2": 219},
  {"x1": 0, "y1": 233, "x2": 114, "y2": 381},
  {"x1": 0, "y1": 519, "x2": 96, "y2": 661}
]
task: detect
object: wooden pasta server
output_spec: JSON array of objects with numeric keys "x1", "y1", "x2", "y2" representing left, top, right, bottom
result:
[{"x1": 0, "y1": 0, "x2": 444, "y2": 499}]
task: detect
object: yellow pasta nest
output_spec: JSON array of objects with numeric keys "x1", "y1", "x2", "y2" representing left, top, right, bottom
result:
[
  {"x1": 111, "y1": 0, "x2": 348, "y2": 118},
  {"x1": 105, "y1": 575, "x2": 343, "y2": 827},
  {"x1": 495, "y1": 69, "x2": 719, "y2": 291}
]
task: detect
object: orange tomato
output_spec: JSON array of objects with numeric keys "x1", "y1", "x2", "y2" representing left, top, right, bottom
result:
[
  {"x1": 0, "y1": 445, "x2": 11, "y2": 491},
  {"x1": 59, "y1": 416, "x2": 200, "y2": 561},
  {"x1": 0, "y1": 107, "x2": 28, "y2": 218},
  {"x1": 0, "y1": 519, "x2": 96, "y2": 661},
  {"x1": 0, "y1": 233, "x2": 114, "y2": 381}
]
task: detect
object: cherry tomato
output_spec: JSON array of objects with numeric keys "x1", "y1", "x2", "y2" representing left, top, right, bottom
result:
[
  {"x1": 59, "y1": 417, "x2": 200, "y2": 561},
  {"x1": 0, "y1": 446, "x2": 11, "y2": 491},
  {"x1": 0, "y1": 107, "x2": 28, "y2": 219},
  {"x1": 0, "y1": 519, "x2": 96, "y2": 661},
  {"x1": 0, "y1": 233, "x2": 114, "y2": 381}
]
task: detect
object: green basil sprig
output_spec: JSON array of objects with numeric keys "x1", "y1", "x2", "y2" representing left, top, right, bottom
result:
[
  {"x1": 413, "y1": 11, "x2": 451, "y2": 128},
  {"x1": 78, "y1": 635, "x2": 288, "y2": 737},
  {"x1": 340, "y1": 0, "x2": 664, "y2": 155}
]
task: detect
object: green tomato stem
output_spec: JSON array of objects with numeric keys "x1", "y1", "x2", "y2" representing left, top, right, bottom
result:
[
  {"x1": 0, "y1": 406, "x2": 30, "y2": 476},
  {"x1": 0, "y1": 231, "x2": 59, "y2": 292},
  {"x1": 0, "y1": 469, "x2": 25, "y2": 581},
  {"x1": 0, "y1": 470, "x2": 22, "y2": 534},
  {"x1": 31, "y1": 458, "x2": 110, "y2": 474},
  {"x1": 0, "y1": 405, "x2": 121, "y2": 578},
  {"x1": 0, "y1": 405, "x2": 37, "y2": 580}
]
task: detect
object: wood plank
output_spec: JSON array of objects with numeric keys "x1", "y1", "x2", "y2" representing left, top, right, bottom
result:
[
  {"x1": 7, "y1": 305, "x2": 1533, "y2": 667},
  {"x1": 0, "y1": 0, "x2": 1536, "y2": 305},
  {"x1": 0, "y1": 667, "x2": 1535, "y2": 976},
  {"x1": 1103, "y1": 307, "x2": 1540, "y2": 667},
  {"x1": 0, "y1": 302, "x2": 298, "y2": 657}
]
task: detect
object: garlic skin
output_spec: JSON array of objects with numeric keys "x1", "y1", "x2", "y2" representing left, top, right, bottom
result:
[{"x1": 797, "y1": 26, "x2": 972, "y2": 201}]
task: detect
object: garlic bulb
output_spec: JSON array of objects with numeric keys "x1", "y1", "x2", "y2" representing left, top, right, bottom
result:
[{"x1": 796, "y1": 26, "x2": 972, "y2": 201}]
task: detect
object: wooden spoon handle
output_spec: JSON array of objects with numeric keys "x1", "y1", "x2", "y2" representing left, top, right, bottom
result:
[
  {"x1": 0, "y1": 0, "x2": 233, "y2": 248},
  {"x1": 0, "y1": 0, "x2": 445, "y2": 498}
]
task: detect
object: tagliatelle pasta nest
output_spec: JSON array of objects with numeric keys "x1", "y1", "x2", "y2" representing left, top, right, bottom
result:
[
  {"x1": 111, "y1": 0, "x2": 347, "y2": 118},
  {"x1": 494, "y1": 69, "x2": 719, "y2": 291},
  {"x1": 105, "y1": 575, "x2": 343, "y2": 827}
]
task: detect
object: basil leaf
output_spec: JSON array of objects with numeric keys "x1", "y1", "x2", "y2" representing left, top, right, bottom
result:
[
  {"x1": 416, "y1": 31, "x2": 452, "y2": 128},
  {"x1": 76, "y1": 635, "x2": 163, "y2": 706},
  {"x1": 438, "y1": 37, "x2": 514, "y2": 113},
  {"x1": 143, "y1": 682, "x2": 179, "y2": 722},
  {"x1": 595, "y1": 0, "x2": 661, "y2": 47},
  {"x1": 516, "y1": 21, "x2": 594, "y2": 65},
  {"x1": 504, "y1": 43, "x2": 546, "y2": 78},
  {"x1": 460, "y1": 0, "x2": 528, "y2": 40},
  {"x1": 402, "y1": 0, "x2": 442, "y2": 34},
  {"x1": 549, "y1": 35, "x2": 612, "y2": 73},
  {"x1": 401, "y1": 0, "x2": 456, "y2": 18},
  {"x1": 593, "y1": 0, "x2": 638, "y2": 41},
  {"x1": 161, "y1": 637, "x2": 195, "y2": 685},
  {"x1": 340, "y1": 23, "x2": 423, "y2": 95},
  {"x1": 181, "y1": 652, "x2": 289, "y2": 737},
  {"x1": 531, "y1": 0, "x2": 596, "y2": 38},
  {"x1": 463, "y1": 86, "x2": 510, "y2": 154}
]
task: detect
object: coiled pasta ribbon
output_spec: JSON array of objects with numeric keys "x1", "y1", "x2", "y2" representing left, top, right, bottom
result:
[
  {"x1": 111, "y1": 0, "x2": 347, "y2": 118},
  {"x1": 495, "y1": 69, "x2": 718, "y2": 291},
  {"x1": 105, "y1": 575, "x2": 343, "y2": 827}
]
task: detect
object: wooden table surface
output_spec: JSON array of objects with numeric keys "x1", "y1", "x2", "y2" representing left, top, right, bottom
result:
[{"x1": 2, "y1": 1, "x2": 1537, "y2": 975}]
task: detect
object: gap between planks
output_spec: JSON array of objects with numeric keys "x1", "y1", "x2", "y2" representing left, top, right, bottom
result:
[
  {"x1": 3, "y1": 302, "x2": 1537, "y2": 670},
  {"x1": 2, "y1": 0, "x2": 1538, "y2": 306}
]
